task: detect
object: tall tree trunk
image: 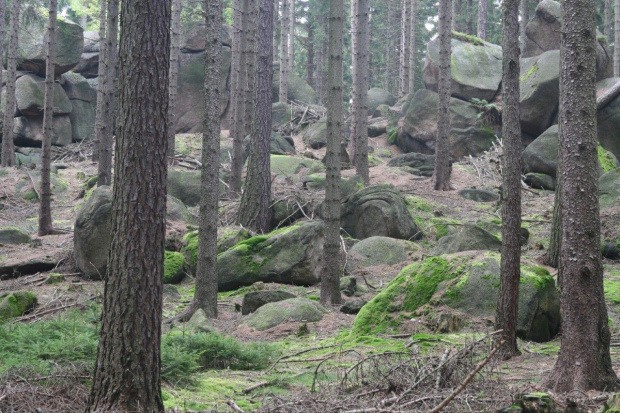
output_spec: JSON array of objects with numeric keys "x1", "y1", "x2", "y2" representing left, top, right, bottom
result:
[
  {"x1": 0, "y1": 1, "x2": 5, "y2": 147},
  {"x1": 1, "y1": 0, "x2": 20, "y2": 167},
  {"x1": 544, "y1": 0, "x2": 618, "y2": 392},
  {"x1": 466, "y1": 0, "x2": 474, "y2": 34},
  {"x1": 605, "y1": 0, "x2": 612, "y2": 43},
  {"x1": 399, "y1": 0, "x2": 410, "y2": 96},
  {"x1": 520, "y1": 0, "x2": 529, "y2": 50},
  {"x1": 279, "y1": 0, "x2": 290, "y2": 102},
  {"x1": 307, "y1": 22, "x2": 314, "y2": 87},
  {"x1": 350, "y1": 0, "x2": 357, "y2": 161},
  {"x1": 91, "y1": 0, "x2": 106, "y2": 163},
  {"x1": 243, "y1": 0, "x2": 257, "y2": 137},
  {"x1": 615, "y1": 0, "x2": 620, "y2": 76},
  {"x1": 320, "y1": 0, "x2": 343, "y2": 306},
  {"x1": 238, "y1": 0, "x2": 274, "y2": 233},
  {"x1": 433, "y1": 0, "x2": 452, "y2": 191},
  {"x1": 354, "y1": 0, "x2": 370, "y2": 184},
  {"x1": 39, "y1": 0, "x2": 58, "y2": 237},
  {"x1": 546, "y1": 168, "x2": 562, "y2": 269},
  {"x1": 86, "y1": 0, "x2": 171, "y2": 411},
  {"x1": 183, "y1": 0, "x2": 222, "y2": 320},
  {"x1": 228, "y1": 0, "x2": 247, "y2": 197},
  {"x1": 495, "y1": 0, "x2": 521, "y2": 359},
  {"x1": 408, "y1": 0, "x2": 418, "y2": 93},
  {"x1": 288, "y1": 0, "x2": 295, "y2": 75},
  {"x1": 384, "y1": 0, "x2": 392, "y2": 92},
  {"x1": 168, "y1": 0, "x2": 182, "y2": 163},
  {"x1": 97, "y1": 0, "x2": 119, "y2": 187},
  {"x1": 452, "y1": 0, "x2": 462, "y2": 31},
  {"x1": 273, "y1": 0, "x2": 279, "y2": 61},
  {"x1": 477, "y1": 0, "x2": 487, "y2": 39}
]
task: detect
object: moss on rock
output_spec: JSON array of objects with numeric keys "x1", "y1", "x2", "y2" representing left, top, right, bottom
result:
[
  {"x1": 164, "y1": 251, "x2": 186, "y2": 284},
  {"x1": 0, "y1": 291, "x2": 37, "y2": 321}
]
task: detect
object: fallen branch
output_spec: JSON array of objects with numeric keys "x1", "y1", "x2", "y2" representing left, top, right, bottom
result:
[
  {"x1": 268, "y1": 344, "x2": 340, "y2": 371},
  {"x1": 226, "y1": 400, "x2": 244, "y2": 412},
  {"x1": 597, "y1": 79, "x2": 620, "y2": 110}
]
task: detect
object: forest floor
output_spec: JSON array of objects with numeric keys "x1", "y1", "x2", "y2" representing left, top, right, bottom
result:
[{"x1": 2, "y1": 132, "x2": 620, "y2": 412}]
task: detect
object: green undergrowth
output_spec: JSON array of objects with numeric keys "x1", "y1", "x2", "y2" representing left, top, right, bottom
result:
[
  {"x1": 599, "y1": 144, "x2": 618, "y2": 173},
  {"x1": 604, "y1": 272, "x2": 620, "y2": 305}
]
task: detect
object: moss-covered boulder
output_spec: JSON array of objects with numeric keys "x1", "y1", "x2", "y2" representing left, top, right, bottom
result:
[
  {"x1": 272, "y1": 62, "x2": 316, "y2": 104},
  {"x1": 241, "y1": 290, "x2": 297, "y2": 315},
  {"x1": 164, "y1": 251, "x2": 186, "y2": 284},
  {"x1": 13, "y1": 115, "x2": 73, "y2": 147},
  {"x1": 387, "y1": 153, "x2": 436, "y2": 175},
  {"x1": 433, "y1": 224, "x2": 501, "y2": 254},
  {"x1": 341, "y1": 185, "x2": 421, "y2": 241},
  {"x1": 0, "y1": 227, "x2": 31, "y2": 245},
  {"x1": 519, "y1": 51, "x2": 560, "y2": 136},
  {"x1": 347, "y1": 236, "x2": 412, "y2": 270},
  {"x1": 600, "y1": 169, "x2": 620, "y2": 210},
  {"x1": 0, "y1": 291, "x2": 37, "y2": 321},
  {"x1": 216, "y1": 221, "x2": 324, "y2": 291},
  {"x1": 15, "y1": 74, "x2": 72, "y2": 116},
  {"x1": 271, "y1": 155, "x2": 324, "y2": 180},
  {"x1": 339, "y1": 276, "x2": 368, "y2": 297},
  {"x1": 422, "y1": 35, "x2": 502, "y2": 102},
  {"x1": 524, "y1": 172, "x2": 556, "y2": 190},
  {"x1": 302, "y1": 120, "x2": 327, "y2": 149},
  {"x1": 244, "y1": 297, "x2": 327, "y2": 331},
  {"x1": 351, "y1": 253, "x2": 560, "y2": 342},
  {"x1": 216, "y1": 227, "x2": 253, "y2": 254},
  {"x1": 166, "y1": 196, "x2": 196, "y2": 224},
  {"x1": 367, "y1": 88, "x2": 396, "y2": 115}
]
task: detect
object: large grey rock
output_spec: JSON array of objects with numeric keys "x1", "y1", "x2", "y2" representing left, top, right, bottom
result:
[
  {"x1": 422, "y1": 36, "x2": 502, "y2": 102},
  {"x1": 241, "y1": 290, "x2": 297, "y2": 315},
  {"x1": 303, "y1": 120, "x2": 327, "y2": 149},
  {"x1": 397, "y1": 89, "x2": 498, "y2": 159},
  {"x1": 434, "y1": 224, "x2": 501, "y2": 254},
  {"x1": 82, "y1": 31, "x2": 101, "y2": 53},
  {"x1": 60, "y1": 73, "x2": 97, "y2": 142},
  {"x1": 522, "y1": 125, "x2": 559, "y2": 176},
  {"x1": 244, "y1": 132, "x2": 295, "y2": 155},
  {"x1": 387, "y1": 153, "x2": 436, "y2": 177},
  {"x1": 348, "y1": 236, "x2": 410, "y2": 268},
  {"x1": 0, "y1": 227, "x2": 31, "y2": 245},
  {"x1": 15, "y1": 74, "x2": 72, "y2": 116},
  {"x1": 73, "y1": 52, "x2": 99, "y2": 78},
  {"x1": 272, "y1": 62, "x2": 316, "y2": 104},
  {"x1": 524, "y1": 173, "x2": 556, "y2": 190},
  {"x1": 181, "y1": 23, "x2": 231, "y2": 51},
  {"x1": 74, "y1": 186, "x2": 113, "y2": 280},
  {"x1": 600, "y1": 169, "x2": 620, "y2": 210},
  {"x1": 341, "y1": 185, "x2": 421, "y2": 241},
  {"x1": 167, "y1": 169, "x2": 201, "y2": 207},
  {"x1": 18, "y1": 12, "x2": 83, "y2": 76},
  {"x1": 13, "y1": 115, "x2": 73, "y2": 147},
  {"x1": 519, "y1": 51, "x2": 560, "y2": 136},
  {"x1": 217, "y1": 221, "x2": 324, "y2": 291},
  {"x1": 244, "y1": 297, "x2": 328, "y2": 331},
  {"x1": 367, "y1": 88, "x2": 396, "y2": 115},
  {"x1": 272, "y1": 102, "x2": 292, "y2": 130},
  {"x1": 458, "y1": 189, "x2": 499, "y2": 202},
  {"x1": 597, "y1": 78, "x2": 620, "y2": 160}
]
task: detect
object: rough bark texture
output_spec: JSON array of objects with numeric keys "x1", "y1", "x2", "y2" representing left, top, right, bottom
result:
[
  {"x1": 288, "y1": 0, "x2": 295, "y2": 75},
  {"x1": 433, "y1": 0, "x2": 452, "y2": 191},
  {"x1": 273, "y1": 0, "x2": 279, "y2": 61},
  {"x1": 384, "y1": 0, "x2": 393, "y2": 92},
  {"x1": 228, "y1": 0, "x2": 247, "y2": 197},
  {"x1": 605, "y1": 0, "x2": 612, "y2": 43},
  {"x1": 39, "y1": 0, "x2": 58, "y2": 237},
  {"x1": 0, "y1": 0, "x2": 5, "y2": 134},
  {"x1": 243, "y1": 0, "x2": 257, "y2": 138},
  {"x1": 408, "y1": 0, "x2": 418, "y2": 93},
  {"x1": 307, "y1": 22, "x2": 314, "y2": 87},
  {"x1": 238, "y1": 0, "x2": 274, "y2": 234},
  {"x1": 279, "y1": 0, "x2": 290, "y2": 102},
  {"x1": 520, "y1": 0, "x2": 528, "y2": 50},
  {"x1": 185, "y1": 0, "x2": 222, "y2": 319},
  {"x1": 615, "y1": 0, "x2": 620, "y2": 77},
  {"x1": 547, "y1": 167, "x2": 562, "y2": 269},
  {"x1": 350, "y1": 0, "x2": 357, "y2": 163},
  {"x1": 97, "y1": 0, "x2": 119, "y2": 187},
  {"x1": 92, "y1": 0, "x2": 106, "y2": 163},
  {"x1": 477, "y1": 0, "x2": 487, "y2": 40},
  {"x1": 544, "y1": 0, "x2": 618, "y2": 392},
  {"x1": 399, "y1": 0, "x2": 410, "y2": 97},
  {"x1": 321, "y1": 0, "x2": 343, "y2": 306},
  {"x1": 167, "y1": 0, "x2": 182, "y2": 162},
  {"x1": 86, "y1": 0, "x2": 171, "y2": 411},
  {"x1": 354, "y1": 0, "x2": 370, "y2": 184},
  {"x1": 495, "y1": 0, "x2": 521, "y2": 359},
  {"x1": 1, "y1": 0, "x2": 20, "y2": 167}
]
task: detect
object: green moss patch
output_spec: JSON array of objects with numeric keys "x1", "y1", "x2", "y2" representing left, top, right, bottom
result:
[
  {"x1": 0, "y1": 291, "x2": 38, "y2": 322},
  {"x1": 599, "y1": 144, "x2": 618, "y2": 173},
  {"x1": 164, "y1": 251, "x2": 187, "y2": 284},
  {"x1": 451, "y1": 31, "x2": 484, "y2": 46}
]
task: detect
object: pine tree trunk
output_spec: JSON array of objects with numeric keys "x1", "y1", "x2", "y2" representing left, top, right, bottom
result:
[
  {"x1": 238, "y1": 0, "x2": 274, "y2": 233},
  {"x1": 321, "y1": 0, "x2": 343, "y2": 306},
  {"x1": 433, "y1": 0, "x2": 452, "y2": 191},
  {"x1": 452, "y1": 0, "x2": 462, "y2": 31},
  {"x1": 384, "y1": 0, "x2": 392, "y2": 92},
  {"x1": 243, "y1": 0, "x2": 257, "y2": 137},
  {"x1": 495, "y1": 0, "x2": 521, "y2": 359},
  {"x1": 86, "y1": 1, "x2": 171, "y2": 411},
  {"x1": 168, "y1": 0, "x2": 182, "y2": 162},
  {"x1": 307, "y1": 22, "x2": 314, "y2": 88},
  {"x1": 91, "y1": 0, "x2": 106, "y2": 163},
  {"x1": 615, "y1": 0, "x2": 620, "y2": 76},
  {"x1": 605, "y1": 0, "x2": 612, "y2": 42},
  {"x1": 228, "y1": 0, "x2": 247, "y2": 197},
  {"x1": 288, "y1": 0, "x2": 295, "y2": 75},
  {"x1": 273, "y1": 0, "x2": 279, "y2": 61},
  {"x1": 0, "y1": 1, "x2": 5, "y2": 143},
  {"x1": 39, "y1": 0, "x2": 58, "y2": 236},
  {"x1": 477, "y1": 0, "x2": 487, "y2": 39},
  {"x1": 279, "y1": 0, "x2": 290, "y2": 102},
  {"x1": 466, "y1": 0, "x2": 474, "y2": 34},
  {"x1": 350, "y1": 0, "x2": 358, "y2": 162},
  {"x1": 547, "y1": 164, "x2": 562, "y2": 269},
  {"x1": 520, "y1": 0, "x2": 528, "y2": 50},
  {"x1": 399, "y1": 0, "x2": 410, "y2": 96},
  {"x1": 354, "y1": 0, "x2": 370, "y2": 184},
  {"x1": 1, "y1": 0, "x2": 20, "y2": 167},
  {"x1": 97, "y1": 0, "x2": 119, "y2": 187},
  {"x1": 544, "y1": 0, "x2": 618, "y2": 392},
  {"x1": 185, "y1": 0, "x2": 222, "y2": 319},
  {"x1": 408, "y1": 0, "x2": 417, "y2": 93}
]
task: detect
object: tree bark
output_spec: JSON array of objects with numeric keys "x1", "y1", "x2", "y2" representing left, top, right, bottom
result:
[
  {"x1": 238, "y1": 0, "x2": 274, "y2": 233},
  {"x1": 184, "y1": 0, "x2": 222, "y2": 320},
  {"x1": 452, "y1": 0, "x2": 462, "y2": 31},
  {"x1": 91, "y1": 0, "x2": 106, "y2": 163},
  {"x1": 546, "y1": 167, "x2": 562, "y2": 269},
  {"x1": 384, "y1": 0, "x2": 392, "y2": 92},
  {"x1": 273, "y1": 0, "x2": 279, "y2": 63},
  {"x1": 495, "y1": 0, "x2": 521, "y2": 359},
  {"x1": 0, "y1": 0, "x2": 5, "y2": 143},
  {"x1": 408, "y1": 0, "x2": 418, "y2": 93},
  {"x1": 97, "y1": 0, "x2": 119, "y2": 187},
  {"x1": 520, "y1": 0, "x2": 529, "y2": 50},
  {"x1": 605, "y1": 0, "x2": 612, "y2": 44},
  {"x1": 544, "y1": 0, "x2": 618, "y2": 392},
  {"x1": 433, "y1": 0, "x2": 452, "y2": 191},
  {"x1": 167, "y1": 0, "x2": 182, "y2": 163},
  {"x1": 288, "y1": 0, "x2": 295, "y2": 76},
  {"x1": 399, "y1": 0, "x2": 410, "y2": 97},
  {"x1": 243, "y1": 0, "x2": 257, "y2": 138},
  {"x1": 477, "y1": 0, "x2": 487, "y2": 40},
  {"x1": 354, "y1": 0, "x2": 370, "y2": 184},
  {"x1": 86, "y1": 0, "x2": 171, "y2": 410},
  {"x1": 279, "y1": 0, "x2": 290, "y2": 102},
  {"x1": 1, "y1": 0, "x2": 20, "y2": 167},
  {"x1": 350, "y1": 0, "x2": 357, "y2": 163},
  {"x1": 307, "y1": 22, "x2": 314, "y2": 88},
  {"x1": 320, "y1": 0, "x2": 343, "y2": 306},
  {"x1": 615, "y1": 0, "x2": 620, "y2": 76},
  {"x1": 466, "y1": 0, "x2": 474, "y2": 35},
  {"x1": 39, "y1": 0, "x2": 58, "y2": 237}
]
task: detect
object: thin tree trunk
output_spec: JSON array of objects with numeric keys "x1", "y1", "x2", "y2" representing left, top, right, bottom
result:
[
  {"x1": 544, "y1": 0, "x2": 618, "y2": 392},
  {"x1": 279, "y1": 0, "x2": 290, "y2": 102},
  {"x1": 183, "y1": 0, "x2": 222, "y2": 320},
  {"x1": 288, "y1": 0, "x2": 295, "y2": 75},
  {"x1": 354, "y1": 0, "x2": 370, "y2": 184},
  {"x1": 1, "y1": 0, "x2": 20, "y2": 167},
  {"x1": 384, "y1": 0, "x2": 392, "y2": 91},
  {"x1": 39, "y1": 0, "x2": 58, "y2": 236},
  {"x1": 320, "y1": 0, "x2": 343, "y2": 306},
  {"x1": 97, "y1": 0, "x2": 119, "y2": 187},
  {"x1": 615, "y1": 0, "x2": 620, "y2": 76},
  {"x1": 238, "y1": 0, "x2": 274, "y2": 233},
  {"x1": 546, "y1": 168, "x2": 562, "y2": 269},
  {"x1": 399, "y1": 0, "x2": 410, "y2": 96},
  {"x1": 168, "y1": 0, "x2": 182, "y2": 162},
  {"x1": 273, "y1": 0, "x2": 279, "y2": 61},
  {"x1": 408, "y1": 0, "x2": 417, "y2": 93},
  {"x1": 86, "y1": 0, "x2": 171, "y2": 410},
  {"x1": 433, "y1": 0, "x2": 452, "y2": 191},
  {"x1": 307, "y1": 22, "x2": 314, "y2": 88},
  {"x1": 244, "y1": 0, "x2": 257, "y2": 138},
  {"x1": 452, "y1": 0, "x2": 462, "y2": 31},
  {"x1": 477, "y1": 0, "x2": 487, "y2": 39},
  {"x1": 91, "y1": 0, "x2": 106, "y2": 163},
  {"x1": 0, "y1": 1, "x2": 5, "y2": 143},
  {"x1": 466, "y1": 0, "x2": 473, "y2": 35},
  {"x1": 605, "y1": 0, "x2": 612, "y2": 43},
  {"x1": 495, "y1": 0, "x2": 521, "y2": 359},
  {"x1": 520, "y1": 0, "x2": 529, "y2": 50},
  {"x1": 350, "y1": 0, "x2": 357, "y2": 161}
]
